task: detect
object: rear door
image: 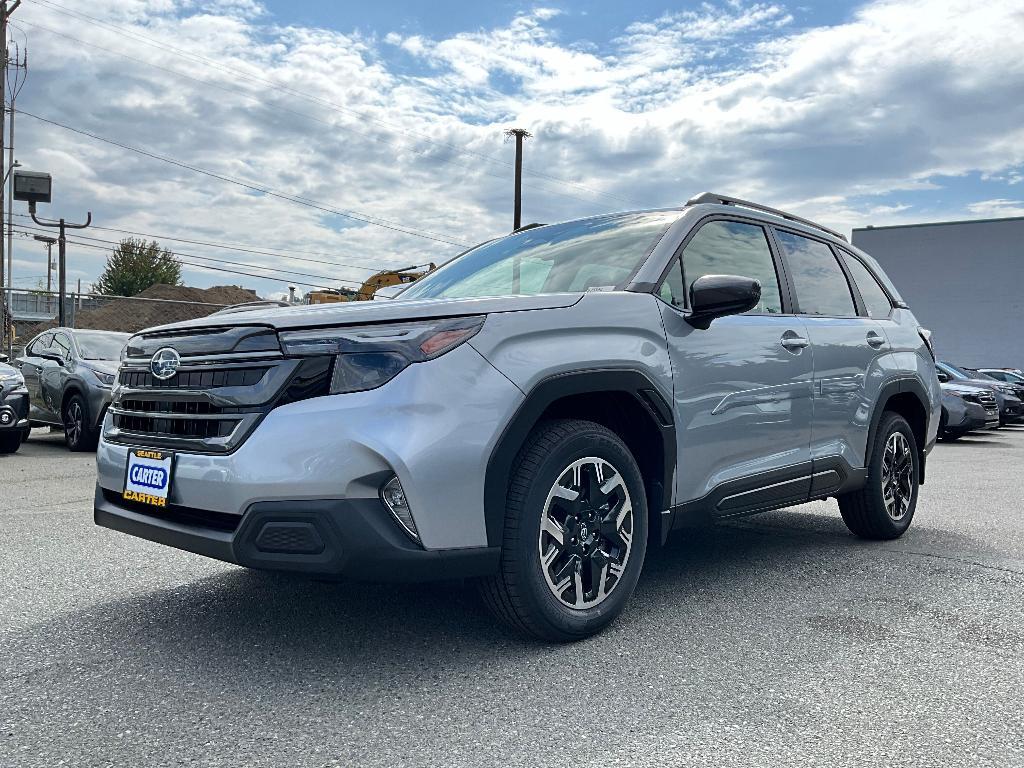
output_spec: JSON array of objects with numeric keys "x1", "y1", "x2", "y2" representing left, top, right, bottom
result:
[
  {"x1": 658, "y1": 218, "x2": 814, "y2": 515},
  {"x1": 773, "y1": 228, "x2": 888, "y2": 477}
]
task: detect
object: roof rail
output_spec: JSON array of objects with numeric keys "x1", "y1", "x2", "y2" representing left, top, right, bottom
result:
[{"x1": 685, "y1": 192, "x2": 847, "y2": 242}]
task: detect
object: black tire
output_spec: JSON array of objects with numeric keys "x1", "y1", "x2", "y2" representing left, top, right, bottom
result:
[
  {"x1": 0, "y1": 431, "x2": 21, "y2": 454},
  {"x1": 478, "y1": 419, "x2": 648, "y2": 642},
  {"x1": 838, "y1": 412, "x2": 919, "y2": 540},
  {"x1": 63, "y1": 394, "x2": 99, "y2": 452}
]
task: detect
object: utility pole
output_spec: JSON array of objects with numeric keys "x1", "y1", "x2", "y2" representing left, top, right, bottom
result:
[
  {"x1": 504, "y1": 128, "x2": 531, "y2": 231},
  {"x1": 0, "y1": 0, "x2": 20, "y2": 353},
  {"x1": 33, "y1": 234, "x2": 55, "y2": 292},
  {"x1": 6, "y1": 33, "x2": 26, "y2": 302}
]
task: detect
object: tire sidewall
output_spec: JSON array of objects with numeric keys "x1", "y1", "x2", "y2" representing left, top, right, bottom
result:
[
  {"x1": 511, "y1": 426, "x2": 648, "y2": 639},
  {"x1": 869, "y1": 414, "x2": 919, "y2": 535}
]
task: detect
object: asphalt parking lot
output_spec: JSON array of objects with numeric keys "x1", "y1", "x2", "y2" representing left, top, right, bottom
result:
[{"x1": 2, "y1": 428, "x2": 1022, "y2": 767}]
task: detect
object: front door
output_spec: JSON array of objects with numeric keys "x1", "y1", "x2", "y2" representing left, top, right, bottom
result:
[
  {"x1": 658, "y1": 218, "x2": 814, "y2": 516},
  {"x1": 19, "y1": 333, "x2": 55, "y2": 423}
]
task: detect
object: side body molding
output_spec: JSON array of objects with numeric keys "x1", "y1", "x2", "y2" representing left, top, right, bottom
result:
[{"x1": 484, "y1": 369, "x2": 677, "y2": 548}]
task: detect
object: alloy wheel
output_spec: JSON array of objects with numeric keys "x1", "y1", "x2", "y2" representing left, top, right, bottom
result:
[
  {"x1": 538, "y1": 457, "x2": 634, "y2": 610},
  {"x1": 881, "y1": 431, "x2": 914, "y2": 521},
  {"x1": 65, "y1": 401, "x2": 83, "y2": 447}
]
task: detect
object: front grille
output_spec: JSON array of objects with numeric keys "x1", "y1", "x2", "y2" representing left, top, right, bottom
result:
[
  {"x1": 119, "y1": 366, "x2": 269, "y2": 389},
  {"x1": 107, "y1": 326, "x2": 333, "y2": 453},
  {"x1": 112, "y1": 412, "x2": 240, "y2": 439}
]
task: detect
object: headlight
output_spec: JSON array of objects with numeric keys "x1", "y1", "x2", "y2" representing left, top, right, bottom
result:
[
  {"x1": 0, "y1": 371, "x2": 24, "y2": 387},
  {"x1": 998, "y1": 385, "x2": 1015, "y2": 395},
  {"x1": 89, "y1": 368, "x2": 116, "y2": 387},
  {"x1": 279, "y1": 316, "x2": 485, "y2": 394}
]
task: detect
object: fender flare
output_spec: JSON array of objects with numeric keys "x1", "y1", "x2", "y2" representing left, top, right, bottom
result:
[
  {"x1": 865, "y1": 376, "x2": 931, "y2": 482},
  {"x1": 483, "y1": 369, "x2": 676, "y2": 548}
]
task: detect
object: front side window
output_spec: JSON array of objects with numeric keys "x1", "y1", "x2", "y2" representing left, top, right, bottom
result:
[
  {"x1": 28, "y1": 333, "x2": 54, "y2": 356},
  {"x1": 680, "y1": 220, "x2": 782, "y2": 314},
  {"x1": 658, "y1": 258, "x2": 685, "y2": 307},
  {"x1": 400, "y1": 211, "x2": 679, "y2": 300},
  {"x1": 776, "y1": 230, "x2": 856, "y2": 317},
  {"x1": 842, "y1": 253, "x2": 892, "y2": 319},
  {"x1": 51, "y1": 333, "x2": 73, "y2": 360}
]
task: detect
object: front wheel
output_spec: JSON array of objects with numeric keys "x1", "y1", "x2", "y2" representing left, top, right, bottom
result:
[
  {"x1": 479, "y1": 419, "x2": 648, "y2": 642},
  {"x1": 838, "y1": 412, "x2": 919, "y2": 540},
  {"x1": 64, "y1": 394, "x2": 99, "y2": 452},
  {"x1": 0, "y1": 431, "x2": 22, "y2": 454}
]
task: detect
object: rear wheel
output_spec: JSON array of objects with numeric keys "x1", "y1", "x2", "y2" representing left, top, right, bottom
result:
[
  {"x1": 479, "y1": 419, "x2": 648, "y2": 642},
  {"x1": 838, "y1": 412, "x2": 919, "y2": 540},
  {"x1": 0, "y1": 431, "x2": 21, "y2": 454},
  {"x1": 64, "y1": 394, "x2": 99, "y2": 452}
]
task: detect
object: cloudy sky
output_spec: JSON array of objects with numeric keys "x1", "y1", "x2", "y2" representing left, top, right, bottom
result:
[{"x1": 5, "y1": 0, "x2": 1023, "y2": 298}]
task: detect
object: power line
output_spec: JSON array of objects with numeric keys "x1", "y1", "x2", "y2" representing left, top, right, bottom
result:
[
  {"x1": 12, "y1": 223, "x2": 359, "y2": 287},
  {"x1": 11, "y1": 227, "x2": 336, "y2": 289},
  {"x1": 29, "y1": 0, "x2": 648, "y2": 209},
  {"x1": 9, "y1": 212, "x2": 405, "y2": 274},
  {"x1": 18, "y1": 109, "x2": 472, "y2": 248}
]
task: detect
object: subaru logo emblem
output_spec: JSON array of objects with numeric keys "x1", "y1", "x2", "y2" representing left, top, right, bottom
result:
[{"x1": 150, "y1": 347, "x2": 181, "y2": 380}]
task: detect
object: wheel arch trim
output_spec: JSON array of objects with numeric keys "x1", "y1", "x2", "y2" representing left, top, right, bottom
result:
[
  {"x1": 483, "y1": 369, "x2": 676, "y2": 548},
  {"x1": 866, "y1": 376, "x2": 931, "y2": 484}
]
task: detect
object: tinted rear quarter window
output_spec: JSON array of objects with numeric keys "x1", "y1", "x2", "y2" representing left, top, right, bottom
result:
[
  {"x1": 842, "y1": 253, "x2": 892, "y2": 319},
  {"x1": 775, "y1": 230, "x2": 856, "y2": 316}
]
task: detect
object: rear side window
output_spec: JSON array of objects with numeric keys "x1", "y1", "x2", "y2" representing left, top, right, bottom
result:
[
  {"x1": 841, "y1": 253, "x2": 892, "y2": 319},
  {"x1": 28, "y1": 333, "x2": 54, "y2": 356},
  {"x1": 775, "y1": 230, "x2": 856, "y2": 317},
  {"x1": 680, "y1": 220, "x2": 783, "y2": 314}
]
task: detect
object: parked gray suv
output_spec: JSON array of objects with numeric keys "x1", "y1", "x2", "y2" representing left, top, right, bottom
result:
[{"x1": 94, "y1": 193, "x2": 940, "y2": 641}]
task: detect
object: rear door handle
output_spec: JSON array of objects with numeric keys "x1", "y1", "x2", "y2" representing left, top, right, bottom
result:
[
  {"x1": 866, "y1": 331, "x2": 886, "y2": 349},
  {"x1": 781, "y1": 335, "x2": 809, "y2": 351}
]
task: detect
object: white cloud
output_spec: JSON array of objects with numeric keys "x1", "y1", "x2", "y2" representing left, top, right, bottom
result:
[{"x1": 6, "y1": 0, "x2": 1024, "y2": 295}]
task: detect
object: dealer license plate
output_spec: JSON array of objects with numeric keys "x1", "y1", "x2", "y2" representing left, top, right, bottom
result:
[{"x1": 122, "y1": 448, "x2": 174, "y2": 507}]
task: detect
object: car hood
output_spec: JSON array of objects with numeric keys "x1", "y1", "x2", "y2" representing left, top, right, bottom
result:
[
  {"x1": 941, "y1": 382, "x2": 991, "y2": 395},
  {"x1": 143, "y1": 293, "x2": 585, "y2": 333}
]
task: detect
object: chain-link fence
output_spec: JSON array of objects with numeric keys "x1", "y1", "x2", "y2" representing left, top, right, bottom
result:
[{"x1": 2, "y1": 287, "x2": 242, "y2": 356}]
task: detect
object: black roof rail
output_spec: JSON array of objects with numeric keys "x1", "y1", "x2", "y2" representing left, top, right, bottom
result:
[{"x1": 685, "y1": 191, "x2": 847, "y2": 242}]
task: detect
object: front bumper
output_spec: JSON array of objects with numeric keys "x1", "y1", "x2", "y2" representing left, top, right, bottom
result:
[
  {"x1": 0, "y1": 387, "x2": 30, "y2": 431},
  {"x1": 94, "y1": 485, "x2": 499, "y2": 580}
]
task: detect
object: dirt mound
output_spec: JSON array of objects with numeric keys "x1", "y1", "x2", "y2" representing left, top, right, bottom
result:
[{"x1": 20, "y1": 284, "x2": 260, "y2": 338}]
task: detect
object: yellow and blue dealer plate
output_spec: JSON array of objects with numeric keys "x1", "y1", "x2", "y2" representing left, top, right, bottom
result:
[{"x1": 122, "y1": 448, "x2": 174, "y2": 508}]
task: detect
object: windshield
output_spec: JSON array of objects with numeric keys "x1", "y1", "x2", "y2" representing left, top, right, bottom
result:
[
  {"x1": 940, "y1": 363, "x2": 974, "y2": 380},
  {"x1": 967, "y1": 370, "x2": 997, "y2": 381},
  {"x1": 400, "y1": 211, "x2": 679, "y2": 300},
  {"x1": 76, "y1": 331, "x2": 130, "y2": 361}
]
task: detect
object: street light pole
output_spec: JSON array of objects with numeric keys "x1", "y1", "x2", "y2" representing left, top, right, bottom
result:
[
  {"x1": 29, "y1": 203, "x2": 90, "y2": 327},
  {"x1": 504, "y1": 128, "x2": 531, "y2": 231}
]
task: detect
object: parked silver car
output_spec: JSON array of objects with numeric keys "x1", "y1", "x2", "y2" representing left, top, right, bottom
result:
[
  {"x1": 94, "y1": 194, "x2": 940, "y2": 640},
  {"x1": 0, "y1": 355, "x2": 30, "y2": 453},
  {"x1": 16, "y1": 328, "x2": 130, "y2": 450}
]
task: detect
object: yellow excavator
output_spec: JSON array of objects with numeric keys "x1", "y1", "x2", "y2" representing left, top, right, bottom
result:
[{"x1": 306, "y1": 263, "x2": 436, "y2": 305}]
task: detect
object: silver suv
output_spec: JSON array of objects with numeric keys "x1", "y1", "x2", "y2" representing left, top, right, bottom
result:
[{"x1": 94, "y1": 193, "x2": 940, "y2": 641}]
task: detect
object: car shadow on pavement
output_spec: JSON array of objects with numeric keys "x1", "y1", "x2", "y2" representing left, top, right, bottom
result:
[{"x1": 7, "y1": 507, "x2": 884, "y2": 668}]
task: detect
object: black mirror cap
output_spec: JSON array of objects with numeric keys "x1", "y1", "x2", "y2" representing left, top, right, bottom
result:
[
  {"x1": 0, "y1": 352, "x2": 8, "y2": 363},
  {"x1": 936, "y1": 371, "x2": 949, "y2": 383},
  {"x1": 687, "y1": 274, "x2": 761, "y2": 329}
]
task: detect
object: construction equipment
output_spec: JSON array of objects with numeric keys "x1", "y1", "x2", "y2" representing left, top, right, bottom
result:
[{"x1": 306, "y1": 264, "x2": 436, "y2": 305}]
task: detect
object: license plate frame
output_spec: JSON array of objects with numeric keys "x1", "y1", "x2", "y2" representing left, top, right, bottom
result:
[{"x1": 122, "y1": 448, "x2": 175, "y2": 508}]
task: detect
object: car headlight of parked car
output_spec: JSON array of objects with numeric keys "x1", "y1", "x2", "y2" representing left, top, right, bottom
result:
[
  {"x1": 0, "y1": 370, "x2": 24, "y2": 387},
  {"x1": 88, "y1": 368, "x2": 116, "y2": 387},
  {"x1": 997, "y1": 385, "x2": 1016, "y2": 395},
  {"x1": 278, "y1": 316, "x2": 485, "y2": 394}
]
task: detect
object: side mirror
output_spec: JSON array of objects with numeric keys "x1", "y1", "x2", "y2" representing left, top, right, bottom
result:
[
  {"x1": 39, "y1": 352, "x2": 65, "y2": 366},
  {"x1": 936, "y1": 371, "x2": 949, "y2": 383},
  {"x1": 0, "y1": 352, "x2": 8, "y2": 363},
  {"x1": 687, "y1": 274, "x2": 761, "y2": 330}
]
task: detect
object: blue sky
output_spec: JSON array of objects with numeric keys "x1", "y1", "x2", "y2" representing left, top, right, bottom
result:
[{"x1": 7, "y1": 0, "x2": 1023, "y2": 297}]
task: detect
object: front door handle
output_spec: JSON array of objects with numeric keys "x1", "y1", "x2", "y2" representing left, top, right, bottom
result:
[
  {"x1": 781, "y1": 334, "x2": 810, "y2": 351},
  {"x1": 866, "y1": 331, "x2": 886, "y2": 349}
]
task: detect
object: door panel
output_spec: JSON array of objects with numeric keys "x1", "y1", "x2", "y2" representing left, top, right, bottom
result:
[
  {"x1": 800, "y1": 317, "x2": 888, "y2": 469},
  {"x1": 661, "y1": 309, "x2": 814, "y2": 506}
]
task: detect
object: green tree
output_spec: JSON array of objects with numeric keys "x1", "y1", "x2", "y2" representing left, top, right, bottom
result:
[{"x1": 95, "y1": 237, "x2": 182, "y2": 297}]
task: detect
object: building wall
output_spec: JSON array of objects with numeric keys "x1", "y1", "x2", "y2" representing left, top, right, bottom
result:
[{"x1": 852, "y1": 218, "x2": 1024, "y2": 369}]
